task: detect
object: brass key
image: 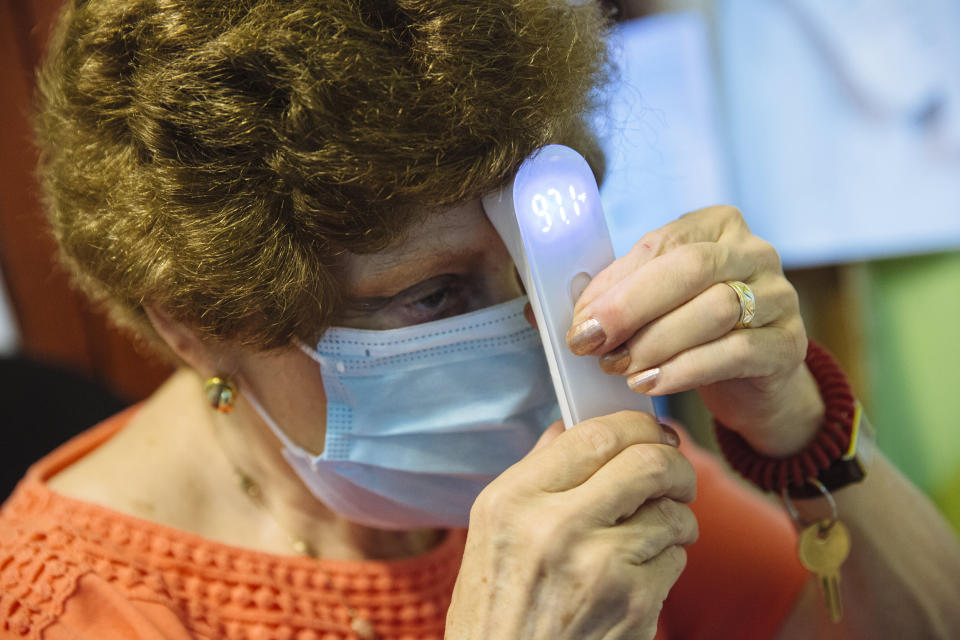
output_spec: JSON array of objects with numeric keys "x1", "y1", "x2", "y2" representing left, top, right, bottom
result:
[{"x1": 797, "y1": 519, "x2": 850, "y2": 623}]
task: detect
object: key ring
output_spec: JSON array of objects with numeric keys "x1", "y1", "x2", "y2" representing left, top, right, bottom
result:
[{"x1": 781, "y1": 477, "x2": 839, "y2": 531}]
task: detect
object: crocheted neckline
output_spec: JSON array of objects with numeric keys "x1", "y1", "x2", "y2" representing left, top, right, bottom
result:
[{"x1": 7, "y1": 407, "x2": 466, "y2": 579}]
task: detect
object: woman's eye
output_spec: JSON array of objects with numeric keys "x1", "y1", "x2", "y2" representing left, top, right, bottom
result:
[
  {"x1": 397, "y1": 277, "x2": 472, "y2": 323},
  {"x1": 412, "y1": 287, "x2": 451, "y2": 311},
  {"x1": 340, "y1": 275, "x2": 479, "y2": 329}
]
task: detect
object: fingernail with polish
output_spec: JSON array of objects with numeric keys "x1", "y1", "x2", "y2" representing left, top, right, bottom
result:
[
  {"x1": 566, "y1": 318, "x2": 606, "y2": 355},
  {"x1": 599, "y1": 346, "x2": 631, "y2": 374},
  {"x1": 627, "y1": 367, "x2": 660, "y2": 393},
  {"x1": 660, "y1": 423, "x2": 680, "y2": 447}
]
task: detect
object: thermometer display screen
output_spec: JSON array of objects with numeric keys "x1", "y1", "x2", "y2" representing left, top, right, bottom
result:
[
  {"x1": 514, "y1": 149, "x2": 599, "y2": 244},
  {"x1": 530, "y1": 185, "x2": 589, "y2": 233}
]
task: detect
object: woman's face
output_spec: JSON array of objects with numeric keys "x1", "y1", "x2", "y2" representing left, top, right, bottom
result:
[{"x1": 233, "y1": 198, "x2": 524, "y2": 453}]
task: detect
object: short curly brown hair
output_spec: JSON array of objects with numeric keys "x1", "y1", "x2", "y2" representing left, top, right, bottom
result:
[{"x1": 36, "y1": 0, "x2": 609, "y2": 354}]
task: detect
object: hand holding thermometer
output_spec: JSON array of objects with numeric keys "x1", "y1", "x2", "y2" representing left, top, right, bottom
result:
[{"x1": 482, "y1": 144, "x2": 656, "y2": 428}]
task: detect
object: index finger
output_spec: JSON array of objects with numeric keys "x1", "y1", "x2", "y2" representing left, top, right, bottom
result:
[
  {"x1": 569, "y1": 240, "x2": 757, "y2": 355},
  {"x1": 574, "y1": 205, "x2": 748, "y2": 316},
  {"x1": 508, "y1": 411, "x2": 677, "y2": 493}
]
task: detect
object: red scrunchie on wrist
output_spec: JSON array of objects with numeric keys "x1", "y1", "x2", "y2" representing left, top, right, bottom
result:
[{"x1": 713, "y1": 340, "x2": 857, "y2": 493}]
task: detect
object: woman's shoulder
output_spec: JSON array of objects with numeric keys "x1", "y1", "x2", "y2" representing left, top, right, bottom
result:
[
  {"x1": 0, "y1": 371, "x2": 219, "y2": 633},
  {"x1": 0, "y1": 484, "x2": 196, "y2": 639},
  {"x1": 0, "y1": 404, "x2": 149, "y2": 589},
  {"x1": 0, "y1": 450, "x2": 164, "y2": 638}
]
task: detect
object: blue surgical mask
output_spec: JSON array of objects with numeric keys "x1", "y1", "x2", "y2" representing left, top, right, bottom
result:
[{"x1": 244, "y1": 296, "x2": 560, "y2": 530}]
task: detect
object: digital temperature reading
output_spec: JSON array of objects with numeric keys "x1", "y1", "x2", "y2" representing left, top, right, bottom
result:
[{"x1": 530, "y1": 185, "x2": 589, "y2": 233}]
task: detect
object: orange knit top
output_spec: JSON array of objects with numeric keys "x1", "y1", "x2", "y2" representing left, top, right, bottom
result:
[{"x1": 1, "y1": 411, "x2": 807, "y2": 640}]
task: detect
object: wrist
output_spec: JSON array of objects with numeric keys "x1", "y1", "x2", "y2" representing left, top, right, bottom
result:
[
  {"x1": 741, "y1": 364, "x2": 826, "y2": 458},
  {"x1": 714, "y1": 340, "x2": 863, "y2": 495}
]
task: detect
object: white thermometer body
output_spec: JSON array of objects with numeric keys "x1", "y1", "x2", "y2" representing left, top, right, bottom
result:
[{"x1": 482, "y1": 145, "x2": 656, "y2": 428}]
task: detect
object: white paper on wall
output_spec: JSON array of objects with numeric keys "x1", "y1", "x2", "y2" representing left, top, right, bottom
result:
[{"x1": 716, "y1": 0, "x2": 960, "y2": 267}]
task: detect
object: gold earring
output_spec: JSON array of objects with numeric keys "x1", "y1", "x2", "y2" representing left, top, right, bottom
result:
[{"x1": 204, "y1": 376, "x2": 237, "y2": 413}]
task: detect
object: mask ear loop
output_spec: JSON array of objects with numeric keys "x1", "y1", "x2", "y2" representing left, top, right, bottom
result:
[
  {"x1": 292, "y1": 336, "x2": 318, "y2": 358},
  {"x1": 781, "y1": 477, "x2": 839, "y2": 531},
  {"x1": 293, "y1": 336, "x2": 345, "y2": 372}
]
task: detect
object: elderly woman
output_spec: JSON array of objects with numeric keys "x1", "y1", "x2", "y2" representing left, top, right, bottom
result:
[{"x1": 1, "y1": 1, "x2": 958, "y2": 638}]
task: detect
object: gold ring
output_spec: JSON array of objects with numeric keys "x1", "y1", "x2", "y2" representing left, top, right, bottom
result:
[{"x1": 725, "y1": 281, "x2": 756, "y2": 329}]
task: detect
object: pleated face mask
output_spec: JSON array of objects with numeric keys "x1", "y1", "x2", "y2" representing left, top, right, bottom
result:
[{"x1": 244, "y1": 297, "x2": 560, "y2": 530}]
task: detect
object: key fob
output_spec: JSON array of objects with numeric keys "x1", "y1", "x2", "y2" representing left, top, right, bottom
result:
[{"x1": 482, "y1": 145, "x2": 656, "y2": 427}]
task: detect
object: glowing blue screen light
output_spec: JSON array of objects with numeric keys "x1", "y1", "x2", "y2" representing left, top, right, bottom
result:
[
  {"x1": 513, "y1": 148, "x2": 600, "y2": 244},
  {"x1": 530, "y1": 185, "x2": 588, "y2": 233}
]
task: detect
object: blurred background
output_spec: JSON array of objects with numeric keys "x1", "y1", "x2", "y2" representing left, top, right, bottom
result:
[{"x1": 1, "y1": 0, "x2": 958, "y2": 529}]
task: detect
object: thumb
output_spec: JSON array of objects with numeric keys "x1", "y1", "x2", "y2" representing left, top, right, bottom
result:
[{"x1": 531, "y1": 419, "x2": 565, "y2": 453}]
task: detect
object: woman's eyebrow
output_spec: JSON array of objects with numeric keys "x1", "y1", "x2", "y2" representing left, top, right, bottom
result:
[{"x1": 343, "y1": 247, "x2": 481, "y2": 299}]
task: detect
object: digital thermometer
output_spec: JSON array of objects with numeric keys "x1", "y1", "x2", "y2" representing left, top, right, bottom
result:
[{"x1": 482, "y1": 145, "x2": 656, "y2": 427}]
